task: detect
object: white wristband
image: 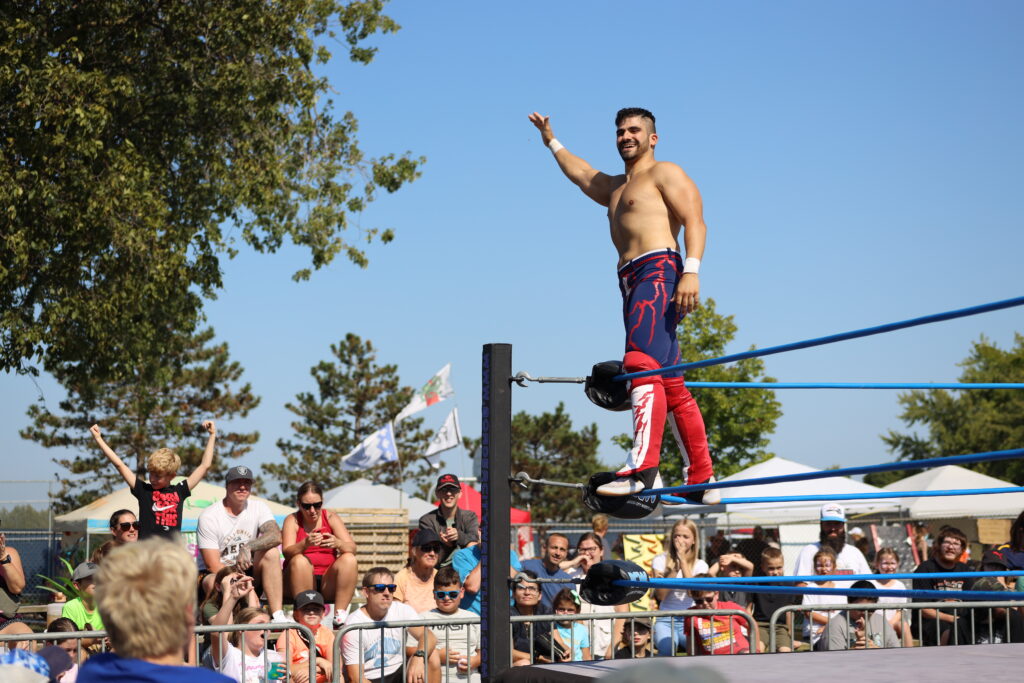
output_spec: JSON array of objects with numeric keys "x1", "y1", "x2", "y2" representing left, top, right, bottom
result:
[
  {"x1": 683, "y1": 257, "x2": 701, "y2": 274},
  {"x1": 548, "y1": 138, "x2": 565, "y2": 154}
]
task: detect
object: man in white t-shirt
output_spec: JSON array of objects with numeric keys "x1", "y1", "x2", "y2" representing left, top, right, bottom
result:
[
  {"x1": 197, "y1": 465, "x2": 286, "y2": 621},
  {"x1": 343, "y1": 567, "x2": 438, "y2": 683},
  {"x1": 792, "y1": 503, "x2": 871, "y2": 587}
]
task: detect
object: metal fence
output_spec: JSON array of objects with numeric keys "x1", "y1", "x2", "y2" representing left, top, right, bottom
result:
[
  {"x1": 0, "y1": 622, "x2": 318, "y2": 682},
  {"x1": 768, "y1": 599, "x2": 1024, "y2": 652},
  {"x1": 1, "y1": 529, "x2": 64, "y2": 603}
]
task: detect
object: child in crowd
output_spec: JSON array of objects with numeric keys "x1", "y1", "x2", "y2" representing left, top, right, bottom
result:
[
  {"x1": 551, "y1": 588, "x2": 591, "y2": 662},
  {"x1": 613, "y1": 618, "x2": 653, "y2": 659},
  {"x1": 746, "y1": 547, "x2": 800, "y2": 652},
  {"x1": 90, "y1": 420, "x2": 217, "y2": 538},
  {"x1": 872, "y1": 547, "x2": 912, "y2": 646},
  {"x1": 61, "y1": 563, "x2": 103, "y2": 633},
  {"x1": 819, "y1": 580, "x2": 900, "y2": 650},
  {"x1": 710, "y1": 552, "x2": 753, "y2": 607},
  {"x1": 45, "y1": 617, "x2": 83, "y2": 682},
  {"x1": 276, "y1": 590, "x2": 334, "y2": 683},
  {"x1": 802, "y1": 547, "x2": 837, "y2": 649},
  {"x1": 213, "y1": 606, "x2": 284, "y2": 682},
  {"x1": 684, "y1": 577, "x2": 751, "y2": 655},
  {"x1": 420, "y1": 567, "x2": 480, "y2": 682}
]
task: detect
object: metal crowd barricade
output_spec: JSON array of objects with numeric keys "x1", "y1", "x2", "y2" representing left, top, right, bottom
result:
[
  {"x1": 333, "y1": 616, "x2": 478, "y2": 683},
  {"x1": 511, "y1": 608, "x2": 759, "y2": 660},
  {"x1": 0, "y1": 623, "x2": 318, "y2": 682},
  {"x1": 768, "y1": 600, "x2": 1024, "y2": 652}
]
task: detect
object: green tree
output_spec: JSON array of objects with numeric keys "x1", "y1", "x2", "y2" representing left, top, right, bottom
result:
[
  {"x1": 1, "y1": 1, "x2": 423, "y2": 382},
  {"x1": 509, "y1": 403, "x2": 603, "y2": 523},
  {"x1": 866, "y1": 334, "x2": 1024, "y2": 487},
  {"x1": 265, "y1": 334, "x2": 437, "y2": 500},
  {"x1": 20, "y1": 328, "x2": 260, "y2": 512},
  {"x1": 613, "y1": 298, "x2": 783, "y2": 480},
  {"x1": 0, "y1": 504, "x2": 50, "y2": 529}
]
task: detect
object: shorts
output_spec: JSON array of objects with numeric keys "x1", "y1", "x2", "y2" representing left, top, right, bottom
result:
[
  {"x1": 758, "y1": 621, "x2": 792, "y2": 650},
  {"x1": 371, "y1": 667, "x2": 405, "y2": 683}
]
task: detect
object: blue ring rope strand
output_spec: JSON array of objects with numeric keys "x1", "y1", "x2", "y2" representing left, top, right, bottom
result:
[
  {"x1": 686, "y1": 382, "x2": 1024, "y2": 390},
  {"x1": 611, "y1": 580, "x2": 1019, "y2": 603},
  {"x1": 624, "y1": 571, "x2": 1024, "y2": 584},
  {"x1": 614, "y1": 294, "x2": 1024, "y2": 382},
  {"x1": 645, "y1": 446, "x2": 1024, "y2": 496},
  {"x1": 659, "y1": 486, "x2": 1024, "y2": 505}
]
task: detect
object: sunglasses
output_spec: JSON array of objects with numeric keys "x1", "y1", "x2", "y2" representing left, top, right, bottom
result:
[
  {"x1": 300, "y1": 501, "x2": 323, "y2": 510},
  {"x1": 691, "y1": 597, "x2": 715, "y2": 605},
  {"x1": 434, "y1": 590, "x2": 460, "y2": 600},
  {"x1": 420, "y1": 543, "x2": 443, "y2": 553},
  {"x1": 116, "y1": 522, "x2": 140, "y2": 532},
  {"x1": 367, "y1": 584, "x2": 398, "y2": 594}
]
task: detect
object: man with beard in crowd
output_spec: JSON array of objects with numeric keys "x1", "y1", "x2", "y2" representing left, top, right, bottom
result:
[{"x1": 792, "y1": 503, "x2": 870, "y2": 586}]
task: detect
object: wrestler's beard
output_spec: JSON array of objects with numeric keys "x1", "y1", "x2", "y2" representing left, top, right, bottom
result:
[
  {"x1": 821, "y1": 530, "x2": 846, "y2": 554},
  {"x1": 618, "y1": 140, "x2": 645, "y2": 160}
]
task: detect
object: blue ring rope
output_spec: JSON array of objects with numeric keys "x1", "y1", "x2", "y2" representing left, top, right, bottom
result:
[
  {"x1": 611, "y1": 579, "x2": 1020, "y2": 602},
  {"x1": 686, "y1": 382, "x2": 1024, "y2": 390},
  {"x1": 646, "y1": 446, "x2": 1024, "y2": 496},
  {"x1": 614, "y1": 295, "x2": 1024, "y2": 383},
  {"x1": 631, "y1": 571, "x2": 1024, "y2": 584},
  {"x1": 660, "y1": 486, "x2": 1024, "y2": 505}
]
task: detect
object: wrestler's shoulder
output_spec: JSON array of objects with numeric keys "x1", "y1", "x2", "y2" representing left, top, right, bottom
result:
[{"x1": 650, "y1": 160, "x2": 689, "y2": 178}]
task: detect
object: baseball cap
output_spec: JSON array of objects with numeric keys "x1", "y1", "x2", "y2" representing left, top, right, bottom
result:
[
  {"x1": 293, "y1": 590, "x2": 326, "y2": 611},
  {"x1": 414, "y1": 527, "x2": 443, "y2": 547},
  {"x1": 849, "y1": 526, "x2": 864, "y2": 537},
  {"x1": 72, "y1": 561, "x2": 99, "y2": 582},
  {"x1": 819, "y1": 503, "x2": 846, "y2": 522},
  {"x1": 37, "y1": 645, "x2": 73, "y2": 683},
  {"x1": 981, "y1": 549, "x2": 1009, "y2": 569},
  {"x1": 226, "y1": 465, "x2": 254, "y2": 484},
  {"x1": 435, "y1": 473, "x2": 460, "y2": 491}
]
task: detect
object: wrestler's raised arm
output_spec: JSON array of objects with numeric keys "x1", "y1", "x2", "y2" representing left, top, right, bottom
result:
[
  {"x1": 655, "y1": 162, "x2": 706, "y2": 316},
  {"x1": 529, "y1": 112, "x2": 614, "y2": 207}
]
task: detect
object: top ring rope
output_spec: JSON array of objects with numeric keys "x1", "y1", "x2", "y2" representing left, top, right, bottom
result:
[
  {"x1": 614, "y1": 294, "x2": 1024, "y2": 383},
  {"x1": 646, "y1": 446, "x2": 1024, "y2": 497},
  {"x1": 512, "y1": 374, "x2": 1024, "y2": 390}
]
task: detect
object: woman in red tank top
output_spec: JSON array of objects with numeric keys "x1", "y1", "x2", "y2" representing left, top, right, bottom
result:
[{"x1": 281, "y1": 482, "x2": 358, "y2": 626}]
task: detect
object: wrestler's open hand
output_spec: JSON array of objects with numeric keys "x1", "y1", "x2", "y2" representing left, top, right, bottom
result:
[
  {"x1": 528, "y1": 112, "x2": 555, "y2": 145},
  {"x1": 673, "y1": 273, "x2": 700, "y2": 317}
]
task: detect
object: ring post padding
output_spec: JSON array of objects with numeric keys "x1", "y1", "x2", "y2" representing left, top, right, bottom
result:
[
  {"x1": 481, "y1": 343, "x2": 512, "y2": 679},
  {"x1": 580, "y1": 560, "x2": 652, "y2": 606}
]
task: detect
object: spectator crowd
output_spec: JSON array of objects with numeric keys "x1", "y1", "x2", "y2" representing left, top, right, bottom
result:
[{"x1": 2, "y1": 445, "x2": 1023, "y2": 682}]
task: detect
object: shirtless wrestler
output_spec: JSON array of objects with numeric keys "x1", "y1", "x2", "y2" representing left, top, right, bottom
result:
[{"x1": 528, "y1": 108, "x2": 719, "y2": 503}]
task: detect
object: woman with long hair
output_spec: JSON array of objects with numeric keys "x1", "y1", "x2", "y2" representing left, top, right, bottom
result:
[{"x1": 651, "y1": 518, "x2": 708, "y2": 656}]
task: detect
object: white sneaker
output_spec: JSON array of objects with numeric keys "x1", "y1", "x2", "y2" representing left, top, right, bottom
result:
[
  {"x1": 595, "y1": 471, "x2": 663, "y2": 497},
  {"x1": 701, "y1": 476, "x2": 721, "y2": 505},
  {"x1": 271, "y1": 610, "x2": 294, "y2": 624}
]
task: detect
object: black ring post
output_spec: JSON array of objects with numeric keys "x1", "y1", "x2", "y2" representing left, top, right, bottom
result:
[{"x1": 481, "y1": 343, "x2": 512, "y2": 679}]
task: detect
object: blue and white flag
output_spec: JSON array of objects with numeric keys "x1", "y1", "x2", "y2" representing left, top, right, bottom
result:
[{"x1": 341, "y1": 424, "x2": 399, "y2": 471}]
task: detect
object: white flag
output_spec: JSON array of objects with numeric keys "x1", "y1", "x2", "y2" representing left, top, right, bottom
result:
[
  {"x1": 424, "y1": 408, "x2": 462, "y2": 466},
  {"x1": 395, "y1": 363, "x2": 454, "y2": 422},
  {"x1": 340, "y1": 424, "x2": 399, "y2": 471}
]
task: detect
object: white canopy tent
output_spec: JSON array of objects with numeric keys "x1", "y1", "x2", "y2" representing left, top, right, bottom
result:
[
  {"x1": 664, "y1": 456, "x2": 906, "y2": 524},
  {"x1": 882, "y1": 465, "x2": 1024, "y2": 519},
  {"x1": 322, "y1": 478, "x2": 436, "y2": 522}
]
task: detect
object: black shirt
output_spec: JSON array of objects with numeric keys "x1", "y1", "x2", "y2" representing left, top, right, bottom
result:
[
  {"x1": 748, "y1": 581, "x2": 799, "y2": 622},
  {"x1": 132, "y1": 478, "x2": 190, "y2": 538}
]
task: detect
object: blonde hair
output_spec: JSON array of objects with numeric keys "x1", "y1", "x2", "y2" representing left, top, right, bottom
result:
[
  {"x1": 95, "y1": 538, "x2": 196, "y2": 660},
  {"x1": 591, "y1": 513, "x2": 609, "y2": 534},
  {"x1": 664, "y1": 519, "x2": 699, "y2": 577},
  {"x1": 147, "y1": 447, "x2": 181, "y2": 476}
]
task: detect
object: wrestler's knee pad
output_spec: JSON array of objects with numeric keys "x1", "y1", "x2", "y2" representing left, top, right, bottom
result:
[{"x1": 623, "y1": 351, "x2": 663, "y2": 387}]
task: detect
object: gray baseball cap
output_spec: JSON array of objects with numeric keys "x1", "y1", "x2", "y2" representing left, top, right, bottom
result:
[
  {"x1": 72, "y1": 562, "x2": 99, "y2": 582},
  {"x1": 225, "y1": 465, "x2": 255, "y2": 484}
]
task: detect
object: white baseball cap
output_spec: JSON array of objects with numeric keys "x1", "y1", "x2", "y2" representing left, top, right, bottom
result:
[{"x1": 820, "y1": 503, "x2": 846, "y2": 522}]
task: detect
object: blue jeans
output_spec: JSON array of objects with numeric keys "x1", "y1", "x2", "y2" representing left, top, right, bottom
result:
[{"x1": 654, "y1": 615, "x2": 688, "y2": 656}]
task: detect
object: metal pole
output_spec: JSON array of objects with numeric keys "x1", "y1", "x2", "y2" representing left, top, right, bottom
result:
[{"x1": 481, "y1": 344, "x2": 512, "y2": 679}]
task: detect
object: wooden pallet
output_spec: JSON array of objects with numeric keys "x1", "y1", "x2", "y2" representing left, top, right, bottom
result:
[{"x1": 331, "y1": 508, "x2": 411, "y2": 578}]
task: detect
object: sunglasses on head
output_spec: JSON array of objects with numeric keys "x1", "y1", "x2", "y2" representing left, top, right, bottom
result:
[
  {"x1": 116, "y1": 521, "x2": 140, "y2": 531},
  {"x1": 367, "y1": 583, "x2": 398, "y2": 594},
  {"x1": 434, "y1": 590, "x2": 460, "y2": 600},
  {"x1": 300, "y1": 501, "x2": 323, "y2": 510}
]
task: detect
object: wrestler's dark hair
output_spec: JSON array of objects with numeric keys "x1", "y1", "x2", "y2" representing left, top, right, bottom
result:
[{"x1": 615, "y1": 107, "x2": 656, "y2": 133}]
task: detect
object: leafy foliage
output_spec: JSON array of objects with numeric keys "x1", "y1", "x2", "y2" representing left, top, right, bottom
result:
[
  {"x1": 612, "y1": 298, "x2": 783, "y2": 480},
  {"x1": 1, "y1": 0, "x2": 423, "y2": 382},
  {"x1": 0, "y1": 504, "x2": 50, "y2": 529},
  {"x1": 509, "y1": 403, "x2": 603, "y2": 523},
  {"x1": 265, "y1": 333, "x2": 437, "y2": 501},
  {"x1": 866, "y1": 334, "x2": 1024, "y2": 486},
  {"x1": 21, "y1": 328, "x2": 260, "y2": 512}
]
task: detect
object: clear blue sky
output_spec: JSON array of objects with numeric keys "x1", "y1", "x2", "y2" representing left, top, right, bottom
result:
[{"x1": 3, "y1": 1, "x2": 1023, "y2": 505}]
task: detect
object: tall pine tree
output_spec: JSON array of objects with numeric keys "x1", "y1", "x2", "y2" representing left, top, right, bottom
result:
[
  {"x1": 22, "y1": 328, "x2": 259, "y2": 512},
  {"x1": 265, "y1": 334, "x2": 437, "y2": 500}
]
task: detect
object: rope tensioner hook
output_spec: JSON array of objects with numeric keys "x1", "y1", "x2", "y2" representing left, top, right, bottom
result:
[
  {"x1": 512, "y1": 471, "x2": 586, "y2": 491},
  {"x1": 512, "y1": 371, "x2": 586, "y2": 387}
]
